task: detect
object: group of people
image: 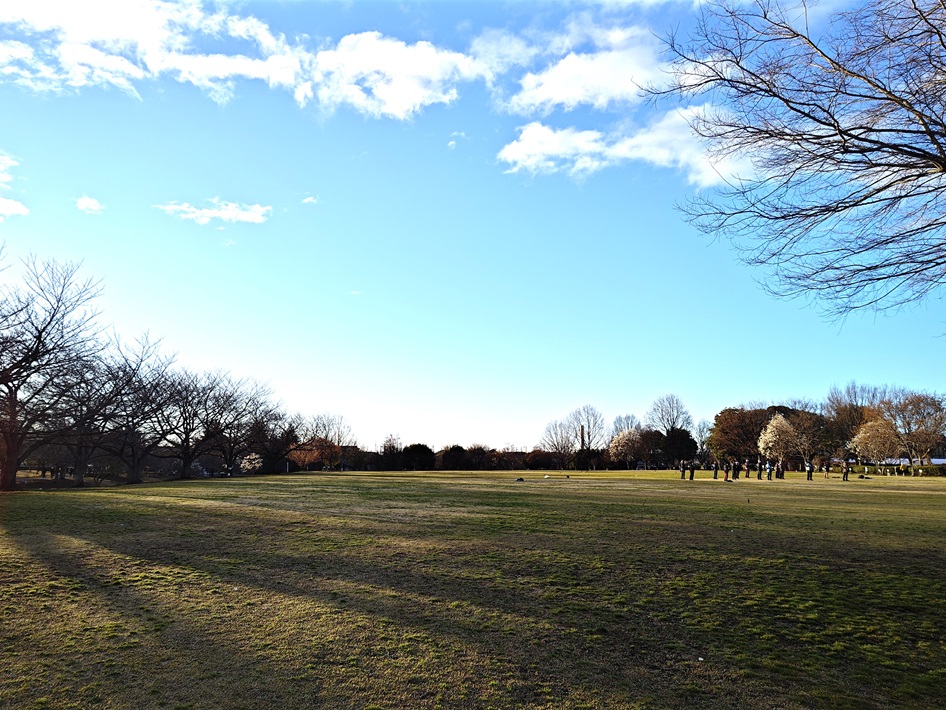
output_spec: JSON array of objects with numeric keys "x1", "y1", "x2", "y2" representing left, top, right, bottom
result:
[
  {"x1": 676, "y1": 459, "x2": 854, "y2": 481},
  {"x1": 713, "y1": 460, "x2": 785, "y2": 481}
]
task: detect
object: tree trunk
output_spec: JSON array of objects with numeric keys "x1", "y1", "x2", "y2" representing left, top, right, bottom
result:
[
  {"x1": 179, "y1": 451, "x2": 197, "y2": 480},
  {"x1": 73, "y1": 449, "x2": 92, "y2": 488},
  {"x1": 0, "y1": 455, "x2": 17, "y2": 491},
  {"x1": 0, "y1": 429, "x2": 23, "y2": 491},
  {"x1": 127, "y1": 459, "x2": 145, "y2": 484}
]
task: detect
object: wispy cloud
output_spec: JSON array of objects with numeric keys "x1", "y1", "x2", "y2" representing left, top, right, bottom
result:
[
  {"x1": 1, "y1": 2, "x2": 728, "y2": 191},
  {"x1": 76, "y1": 195, "x2": 105, "y2": 214},
  {"x1": 302, "y1": 195, "x2": 319, "y2": 205},
  {"x1": 0, "y1": 153, "x2": 28, "y2": 222},
  {"x1": 155, "y1": 197, "x2": 272, "y2": 225},
  {"x1": 0, "y1": 1, "x2": 310, "y2": 103},
  {"x1": 0, "y1": 1, "x2": 679, "y2": 134},
  {"x1": 468, "y1": 29, "x2": 538, "y2": 84},
  {"x1": 0, "y1": 2, "x2": 486, "y2": 118},
  {"x1": 0, "y1": 153, "x2": 20, "y2": 187},
  {"x1": 498, "y1": 108, "x2": 737, "y2": 187}
]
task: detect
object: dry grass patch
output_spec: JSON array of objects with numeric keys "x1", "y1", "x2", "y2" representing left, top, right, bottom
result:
[{"x1": 1, "y1": 471, "x2": 945, "y2": 708}]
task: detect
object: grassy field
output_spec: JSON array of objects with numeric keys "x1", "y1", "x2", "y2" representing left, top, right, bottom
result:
[{"x1": 1, "y1": 470, "x2": 945, "y2": 709}]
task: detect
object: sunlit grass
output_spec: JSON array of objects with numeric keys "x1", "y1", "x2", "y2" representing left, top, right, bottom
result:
[{"x1": 2, "y1": 470, "x2": 945, "y2": 708}]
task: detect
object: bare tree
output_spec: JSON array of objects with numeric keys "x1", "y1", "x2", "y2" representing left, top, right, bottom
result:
[
  {"x1": 101, "y1": 356, "x2": 176, "y2": 484},
  {"x1": 540, "y1": 419, "x2": 576, "y2": 470},
  {"x1": 694, "y1": 419, "x2": 712, "y2": 460},
  {"x1": 786, "y1": 410, "x2": 827, "y2": 466},
  {"x1": 824, "y1": 381, "x2": 889, "y2": 457},
  {"x1": 161, "y1": 368, "x2": 228, "y2": 479},
  {"x1": 311, "y1": 412, "x2": 355, "y2": 468},
  {"x1": 566, "y1": 405, "x2": 608, "y2": 451},
  {"x1": 660, "y1": 0, "x2": 946, "y2": 315},
  {"x1": 292, "y1": 414, "x2": 354, "y2": 471},
  {"x1": 879, "y1": 389, "x2": 946, "y2": 471},
  {"x1": 645, "y1": 394, "x2": 693, "y2": 436},
  {"x1": 206, "y1": 375, "x2": 272, "y2": 476},
  {"x1": 0, "y1": 257, "x2": 103, "y2": 490},
  {"x1": 850, "y1": 417, "x2": 902, "y2": 472},
  {"x1": 59, "y1": 337, "x2": 158, "y2": 486}
]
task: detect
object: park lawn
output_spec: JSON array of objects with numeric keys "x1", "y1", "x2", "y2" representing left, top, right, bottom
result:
[{"x1": 1, "y1": 471, "x2": 945, "y2": 709}]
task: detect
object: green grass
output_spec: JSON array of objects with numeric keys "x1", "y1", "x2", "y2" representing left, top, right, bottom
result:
[{"x1": 2, "y1": 470, "x2": 945, "y2": 708}]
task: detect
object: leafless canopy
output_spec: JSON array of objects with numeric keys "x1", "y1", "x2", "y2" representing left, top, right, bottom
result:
[
  {"x1": 661, "y1": 0, "x2": 946, "y2": 315},
  {"x1": 645, "y1": 394, "x2": 694, "y2": 435},
  {"x1": 540, "y1": 419, "x2": 576, "y2": 469},
  {"x1": 0, "y1": 257, "x2": 103, "y2": 489},
  {"x1": 566, "y1": 405, "x2": 608, "y2": 450}
]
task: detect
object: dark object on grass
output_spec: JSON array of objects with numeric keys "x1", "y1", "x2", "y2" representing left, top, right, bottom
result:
[{"x1": 515, "y1": 477, "x2": 524, "y2": 482}]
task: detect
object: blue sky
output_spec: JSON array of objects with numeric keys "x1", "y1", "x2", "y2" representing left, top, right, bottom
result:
[{"x1": 0, "y1": 0, "x2": 942, "y2": 452}]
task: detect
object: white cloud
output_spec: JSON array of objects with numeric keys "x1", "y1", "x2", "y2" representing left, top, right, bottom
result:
[
  {"x1": 595, "y1": 0, "x2": 685, "y2": 5},
  {"x1": 312, "y1": 32, "x2": 485, "y2": 119},
  {"x1": 0, "y1": 196, "x2": 29, "y2": 222},
  {"x1": 509, "y1": 46, "x2": 659, "y2": 114},
  {"x1": 58, "y1": 41, "x2": 146, "y2": 97},
  {"x1": 155, "y1": 197, "x2": 272, "y2": 225},
  {"x1": 76, "y1": 195, "x2": 105, "y2": 214},
  {"x1": 0, "y1": 0, "x2": 309, "y2": 104},
  {"x1": 468, "y1": 29, "x2": 537, "y2": 83},
  {"x1": 302, "y1": 195, "x2": 319, "y2": 205},
  {"x1": 0, "y1": 40, "x2": 62, "y2": 93},
  {"x1": 498, "y1": 122, "x2": 613, "y2": 178},
  {"x1": 610, "y1": 106, "x2": 737, "y2": 187},
  {"x1": 0, "y1": 153, "x2": 28, "y2": 222},
  {"x1": 1, "y1": 2, "x2": 495, "y2": 118},
  {"x1": 498, "y1": 108, "x2": 738, "y2": 187},
  {"x1": 507, "y1": 24, "x2": 663, "y2": 115},
  {"x1": 0, "y1": 153, "x2": 18, "y2": 187}
]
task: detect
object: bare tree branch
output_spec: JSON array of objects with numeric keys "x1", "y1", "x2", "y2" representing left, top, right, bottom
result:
[{"x1": 656, "y1": 0, "x2": 946, "y2": 316}]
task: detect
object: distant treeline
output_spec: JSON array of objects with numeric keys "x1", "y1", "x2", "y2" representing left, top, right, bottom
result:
[{"x1": 3, "y1": 253, "x2": 945, "y2": 489}]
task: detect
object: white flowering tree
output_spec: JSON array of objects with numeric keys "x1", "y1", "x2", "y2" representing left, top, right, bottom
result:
[
  {"x1": 757, "y1": 414, "x2": 795, "y2": 466},
  {"x1": 240, "y1": 453, "x2": 263, "y2": 474},
  {"x1": 609, "y1": 429, "x2": 642, "y2": 469},
  {"x1": 849, "y1": 419, "x2": 902, "y2": 474}
]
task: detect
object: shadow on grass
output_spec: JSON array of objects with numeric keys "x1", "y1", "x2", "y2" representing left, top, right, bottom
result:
[{"x1": 4, "y1": 476, "x2": 946, "y2": 708}]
